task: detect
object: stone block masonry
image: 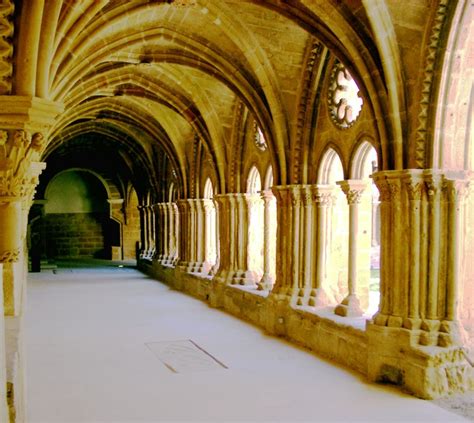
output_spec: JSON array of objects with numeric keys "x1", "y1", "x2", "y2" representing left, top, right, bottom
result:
[{"x1": 41, "y1": 213, "x2": 107, "y2": 259}]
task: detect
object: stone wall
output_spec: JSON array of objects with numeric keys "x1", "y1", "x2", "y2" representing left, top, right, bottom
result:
[{"x1": 40, "y1": 213, "x2": 107, "y2": 258}]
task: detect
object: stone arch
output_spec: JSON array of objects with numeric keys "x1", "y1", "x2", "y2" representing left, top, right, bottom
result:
[
  {"x1": 247, "y1": 166, "x2": 262, "y2": 194},
  {"x1": 350, "y1": 139, "x2": 379, "y2": 180},
  {"x1": 264, "y1": 166, "x2": 274, "y2": 190},
  {"x1": 45, "y1": 168, "x2": 112, "y2": 202},
  {"x1": 203, "y1": 178, "x2": 214, "y2": 199},
  {"x1": 429, "y1": 0, "x2": 474, "y2": 359},
  {"x1": 317, "y1": 147, "x2": 345, "y2": 184},
  {"x1": 432, "y1": 0, "x2": 473, "y2": 170}
]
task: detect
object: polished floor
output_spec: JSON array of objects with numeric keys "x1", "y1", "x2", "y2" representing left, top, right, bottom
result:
[{"x1": 26, "y1": 261, "x2": 466, "y2": 422}]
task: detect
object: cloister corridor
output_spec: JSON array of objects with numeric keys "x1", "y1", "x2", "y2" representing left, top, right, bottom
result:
[{"x1": 25, "y1": 260, "x2": 466, "y2": 422}]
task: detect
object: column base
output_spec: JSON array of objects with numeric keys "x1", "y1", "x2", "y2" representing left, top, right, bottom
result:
[
  {"x1": 230, "y1": 270, "x2": 259, "y2": 287},
  {"x1": 307, "y1": 288, "x2": 329, "y2": 307},
  {"x1": 257, "y1": 273, "x2": 274, "y2": 291},
  {"x1": 335, "y1": 294, "x2": 363, "y2": 317},
  {"x1": 367, "y1": 322, "x2": 474, "y2": 399}
]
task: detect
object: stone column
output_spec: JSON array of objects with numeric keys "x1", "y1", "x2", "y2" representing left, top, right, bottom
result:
[
  {"x1": 0, "y1": 264, "x2": 7, "y2": 423},
  {"x1": 142, "y1": 205, "x2": 150, "y2": 258},
  {"x1": 335, "y1": 180, "x2": 367, "y2": 317},
  {"x1": 185, "y1": 199, "x2": 196, "y2": 272},
  {"x1": 371, "y1": 189, "x2": 380, "y2": 247},
  {"x1": 162, "y1": 203, "x2": 171, "y2": 264},
  {"x1": 209, "y1": 198, "x2": 220, "y2": 276},
  {"x1": 270, "y1": 186, "x2": 292, "y2": 297},
  {"x1": 0, "y1": 97, "x2": 62, "y2": 423},
  {"x1": 191, "y1": 199, "x2": 206, "y2": 273},
  {"x1": 300, "y1": 186, "x2": 315, "y2": 305},
  {"x1": 367, "y1": 170, "x2": 473, "y2": 399},
  {"x1": 213, "y1": 195, "x2": 233, "y2": 284},
  {"x1": 308, "y1": 185, "x2": 334, "y2": 307},
  {"x1": 257, "y1": 190, "x2": 275, "y2": 291},
  {"x1": 171, "y1": 202, "x2": 179, "y2": 265},
  {"x1": 147, "y1": 204, "x2": 156, "y2": 259},
  {"x1": 138, "y1": 205, "x2": 147, "y2": 259},
  {"x1": 202, "y1": 199, "x2": 216, "y2": 274},
  {"x1": 176, "y1": 200, "x2": 191, "y2": 271},
  {"x1": 289, "y1": 186, "x2": 304, "y2": 304},
  {"x1": 151, "y1": 204, "x2": 162, "y2": 262},
  {"x1": 230, "y1": 193, "x2": 258, "y2": 286}
]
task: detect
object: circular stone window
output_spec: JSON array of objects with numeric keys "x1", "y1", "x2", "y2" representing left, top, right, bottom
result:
[{"x1": 328, "y1": 62, "x2": 363, "y2": 129}]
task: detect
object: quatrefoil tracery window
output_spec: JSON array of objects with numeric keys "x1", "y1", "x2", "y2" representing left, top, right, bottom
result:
[{"x1": 328, "y1": 62, "x2": 364, "y2": 129}]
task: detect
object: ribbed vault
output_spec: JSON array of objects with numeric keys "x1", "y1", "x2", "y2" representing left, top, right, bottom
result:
[{"x1": 11, "y1": 0, "x2": 409, "y2": 198}]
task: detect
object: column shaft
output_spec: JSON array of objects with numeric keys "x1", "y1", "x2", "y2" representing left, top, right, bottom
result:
[{"x1": 335, "y1": 180, "x2": 366, "y2": 317}]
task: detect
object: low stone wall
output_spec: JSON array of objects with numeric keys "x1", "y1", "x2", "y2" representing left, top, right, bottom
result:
[{"x1": 141, "y1": 261, "x2": 369, "y2": 378}]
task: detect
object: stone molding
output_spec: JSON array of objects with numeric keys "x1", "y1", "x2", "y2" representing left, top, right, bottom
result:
[
  {"x1": 0, "y1": 0, "x2": 14, "y2": 95},
  {"x1": 414, "y1": 0, "x2": 450, "y2": 167}
]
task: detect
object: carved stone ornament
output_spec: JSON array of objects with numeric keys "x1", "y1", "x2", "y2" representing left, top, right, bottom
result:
[
  {"x1": 0, "y1": 130, "x2": 47, "y2": 197},
  {"x1": 0, "y1": 0, "x2": 14, "y2": 95},
  {"x1": 0, "y1": 248, "x2": 20, "y2": 263},
  {"x1": 253, "y1": 123, "x2": 267, "y2": 151},
  {"x1": 328, "y1": 62, "x2": 363, "y2": 129}
]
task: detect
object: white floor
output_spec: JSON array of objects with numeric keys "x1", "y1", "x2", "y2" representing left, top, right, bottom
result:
[{"x1": 25, "y1": 262, "x2": 467, "y2": 422}]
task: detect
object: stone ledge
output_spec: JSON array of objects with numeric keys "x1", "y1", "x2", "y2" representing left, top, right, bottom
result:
[{"x1": 141, "y1": 261, "x2": 369, "y2": 379}]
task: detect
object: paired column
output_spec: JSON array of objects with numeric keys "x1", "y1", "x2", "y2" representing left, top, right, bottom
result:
[
  {"x1": 370, "y1": 170, "x2": 470, "y2": 345},
  {"x1": 152, "y1": 204, "x2": 165, "y2": 262},
  {"x1": 230, "y1": 194, "x2": 259, "y2": 285},
  {"x1": 271, "y1": 185, "x2": 337, "y2": 306},
  {"x1": 213, "y1": 194, "x2": 233, "y2": 283},
  {"x1": 213, "y1": 193, "x2": 260, "y2": 286},
  {"x1": 270, "y1": 186, "x2": 312, "y2": 302},
  {"x1": 308, "y1": 185, "x2": 335, "y2": 307},
  {"x1": 138, "y1": 205, "x2": 147, "y2": 259},
  {"x1": 153, "y1": 202, "x2": 179, "y2": 266},
  {"x1": 145, "y1": 205, "x2": 155, "y2": 259},
  {"x1": 176, "y1": 200, "x2": 191, "y2": 271}
]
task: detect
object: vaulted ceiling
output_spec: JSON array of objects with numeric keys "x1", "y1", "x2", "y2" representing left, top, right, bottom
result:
[{"x1": 7, "y1": 0, "x2": 436, "y2": 201}]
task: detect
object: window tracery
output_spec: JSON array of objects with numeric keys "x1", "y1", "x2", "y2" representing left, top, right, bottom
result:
[{"x1": 328, "y1": 62, "x2": 363, "y2": 129}]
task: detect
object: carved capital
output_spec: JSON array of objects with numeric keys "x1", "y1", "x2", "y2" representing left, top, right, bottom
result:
[
  {"x1": 337, "y1": 180, "x2": 367, "y2": 205},
  {"x1": 424, "y1": 173, "x2": 443, "y2": 200},
  {"x1": 0, "y1": 131, "x2": 46, "y2": 199},
  {"x1": 301, "y1": 186, "x2": 313, "y2": 207},
  {"x1": 386, "y1": 178, "x2": 402, "y2": 201},
  {"x1": 444, "y1": 179, "x2": 470, "y2": 204},
  {"x1": 272, "y1": 186, "x2": 291, "y2": 206},
  {"x1": 290, "y1": 186, "x2": 303, "y2": 206},
  {"x1": 403, "y1": 173, "x2": 425, "y2": 201},
  {"x1": 312, "y1": 185, "x2": 335, "y2": 206},
  {"x1": 260, "y1": 189, "x2": 274, "y2": 202},
  {"x1": 372, "y1": 173, "x2": 391, "y2": 202}
]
